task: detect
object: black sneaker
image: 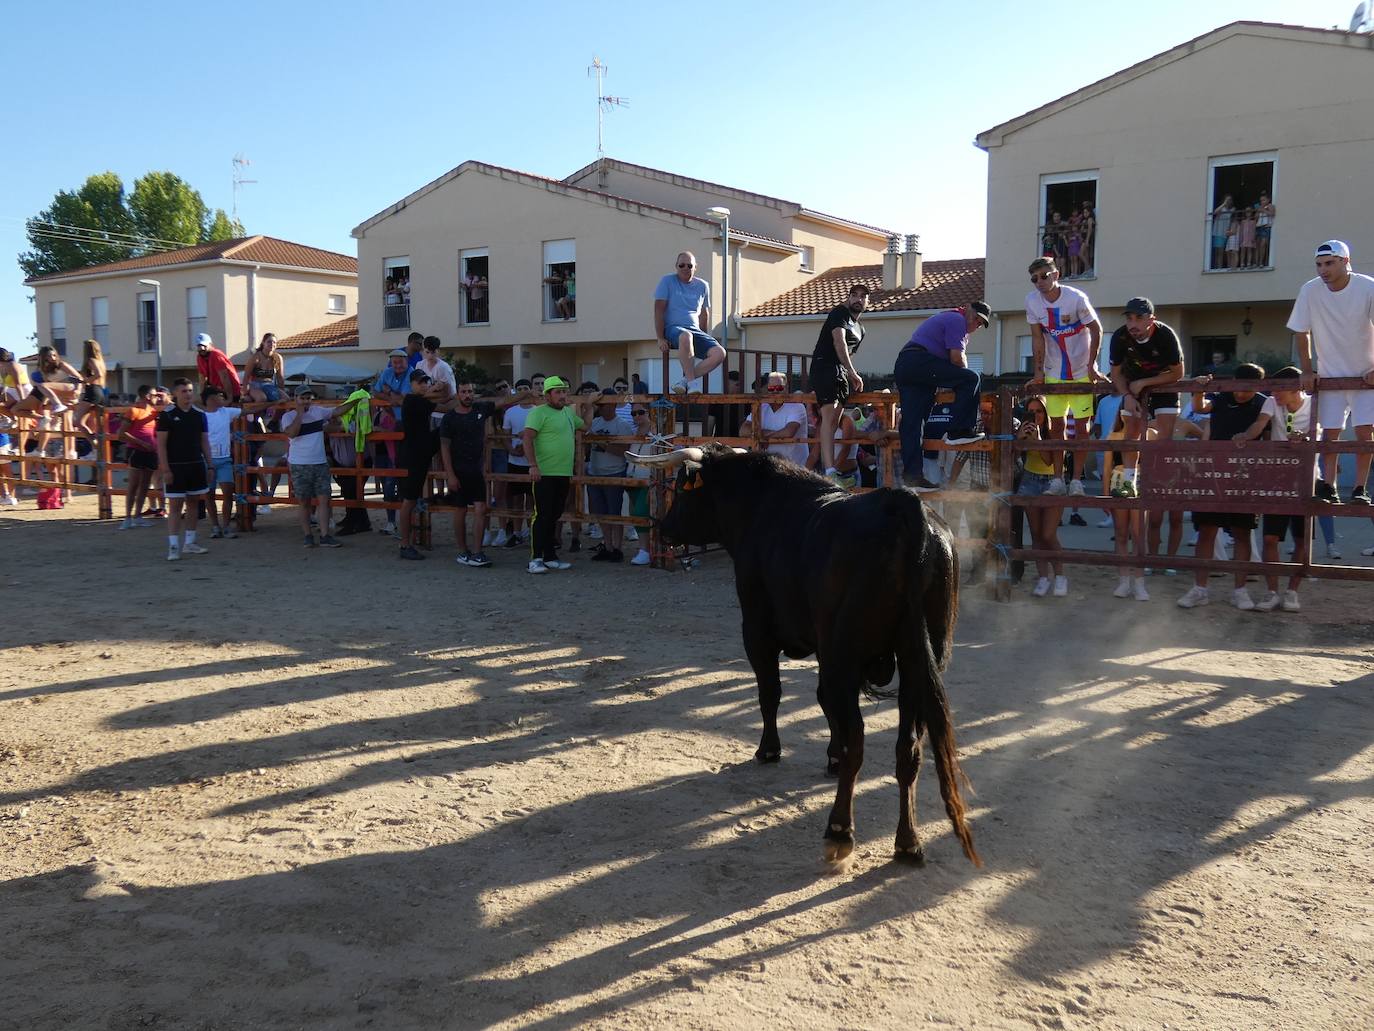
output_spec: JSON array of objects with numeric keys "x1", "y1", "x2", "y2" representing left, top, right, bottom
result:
[
  {"x1": 607, "y1": 548, "x2": 624, "y2": 563},
  {"x1": 1314, "y1": 479, "x2": 1340, "y2": 504},
  {"x1": 569, "y1": 537, "x2": 582, "y2": 553},
  {"x1": 1349, "y1": 485, "x2": 1371, "y2": 505},
  {"x1": 399, "y1": 546, "x2": 425, "y2": 560},
  {"x1": 317, "y1": 535, "x2": 342, "y2": 548},
  {"x1": 469, "y1": 552, "x2": 493, "y2": 567},
  {"x1": 901, "y1": 474, "x2": 941, "y2": 494},
  {"x1": 1068, "y1": 513, "x2": 1087, "y2": 526},
  {"x1": 943, "y1": 429, "x2": 985, "y2": 446},
  {"x1": 503, "y1": 532, "x2": 522, "y2": 549}
]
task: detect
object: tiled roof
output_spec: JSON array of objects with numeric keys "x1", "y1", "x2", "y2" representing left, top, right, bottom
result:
[
  {"x1": 744, "y1": 259, "x2": 985, "y2": 318},
  {"x1": 24, "y1": 235, "x2": 357, "y2": 284},
  {"x1": 730, "y1": 228, "x2": 800, "y2": 251},
  {"x1": 276, "y1": 316, "x2": 358, "y2": 350}
]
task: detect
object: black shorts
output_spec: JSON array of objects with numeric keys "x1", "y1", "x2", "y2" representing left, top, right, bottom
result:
[
  {"x1": 165, "y1": 460, "x2": 209, "y2": 498},
  {"x1": 401, "y1": 463, "x2": 430, "y2": 502},
  {"x1": 811, "y1": 359, "x2": 849, "y2": 406},
  {"x1": 129, "y1": 449, "x2": 158, "y2": 472},
  {"x1": 1147, "y1": 392, "x2": 1180, "y2": 415},
  {"x1": 81, "y1": 384, "x2": 107, "y2": 406},
  {"x1": 449, "y1": 469, "x2": 486, "y2": 507},
  {"x1": 1193, "y1": 510, "x2": 1257, "y2": 530},
  {"x1": 507, "y1": 467, "x2": 531, "y2": 496},
  {"x1": 1262, "y1": 514, "x2": 1306, "y2": 543}
]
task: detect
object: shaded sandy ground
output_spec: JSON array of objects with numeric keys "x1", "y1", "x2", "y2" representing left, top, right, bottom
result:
[{"x1": 2, "y1": 497, "x2": 1372, "y2": 1030}]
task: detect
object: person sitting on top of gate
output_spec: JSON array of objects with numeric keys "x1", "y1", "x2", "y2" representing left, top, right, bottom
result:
[
  {"x1": 653, "y1": 251, "x2": 726, "y2": 395},
  {"x1": 1177, "y1": 363, "x2": 1268, "y2": 612}
]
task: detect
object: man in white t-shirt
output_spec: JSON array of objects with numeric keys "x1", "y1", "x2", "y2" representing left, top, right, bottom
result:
[
  {"x1": 280, "y1": 388, "x2": 352, "y2": 548},
  {"x1": 743, "y1": 371, "x2": 809, "y2": 466},
  {"x1": 500, "y1": 380, "x2": 537, "y2": 546},
  {"x1": 200, "y1": 386, "x2": 242, "y2": 539},
  {"x1": 1025, "y1": 256, "x2": 1104, "y2": 496},
  {"x1": 417, "y1": 336, "x2": 456, "y2": 402},
  {"x1": 1288, "y1": 239, "x2": 1374, "y2": 505}
]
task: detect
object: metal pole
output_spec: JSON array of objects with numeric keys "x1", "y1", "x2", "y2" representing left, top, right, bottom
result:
[
  {"x1": 154, "y1": 282, "x2": 163, "y2": 386},
  {"x1": 720, "y1": 213, "x2": 729, "y2": 394}
]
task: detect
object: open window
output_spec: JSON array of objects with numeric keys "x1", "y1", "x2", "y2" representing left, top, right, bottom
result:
[
  {"x1": 136, "y1": 292, "x2": 157, "y2": 353},
  {"x1": 1206, "y1": 154, "x2": 1275, "y2": 272},
  {"x1": 1039, "y1": 172, "x2": 1098, "y2": 280},
  {"x1": 383, "y1": 256, "x2": 410, "y2": 329},
  {"x1": 460, "y1": 248, "x2": 489, "y2": 325},
  {"x1": 542, "y1": 239, "x2": 575, "y2": 321}
]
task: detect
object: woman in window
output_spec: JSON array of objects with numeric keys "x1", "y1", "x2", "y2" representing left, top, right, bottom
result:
[
  {"x1": 1211, "y1": 195, "x2": 1234, "y2": 270},
  {"x1": 1079, "y1": 200, "x2": 1095, "y2": 273}
]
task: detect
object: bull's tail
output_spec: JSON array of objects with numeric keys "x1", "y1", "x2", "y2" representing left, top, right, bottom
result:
[{"x1": 909, "y1": 593, "x2": 981, "y2": 867}]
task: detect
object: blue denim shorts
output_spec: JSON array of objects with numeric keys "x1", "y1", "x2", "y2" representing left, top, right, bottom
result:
[
  {"x1": 212, "y1": 456, "x2": 234, "y2": 485},
  {"x1": 1017, "y1": 471, "x2": 1052, "y2": 497},
  {"x1": 254, "y1": 381, "x2": 282, "y2": 402},
  {"x1": 666, "y1": 326, "x2": 721, "y2": 361}
]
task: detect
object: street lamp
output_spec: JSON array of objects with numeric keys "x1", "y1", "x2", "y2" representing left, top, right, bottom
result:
[
  {"x1": 706, "y1": 206, "x2": 730, "y2": 392},
  {"x1": 137, "y1": 278, "x2": 163, "y2": 384}
]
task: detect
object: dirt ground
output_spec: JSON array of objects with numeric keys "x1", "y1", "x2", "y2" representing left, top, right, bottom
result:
[{"x1": 3, "y1": 496, "x2": 1372, "y2": 1030}]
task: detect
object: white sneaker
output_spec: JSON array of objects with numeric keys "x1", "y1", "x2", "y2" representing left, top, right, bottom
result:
[
  {"x1": 1052, "y1": 575, "x2": 1069, "y2": 597},
  {"x1": 1255, "y1": 591, "x2": 1282, "y2": 611},
  {"x1": 631, "y1": 548, "x2": 651, "y2": 566},
  {"x1": 625, "y1": 527, "x2": 639, "y2": 542},
  {"x1": 166, "y1": 547, "x2": 181, "y2": 562},
  {"x1": 0, "y1": 495, "x2": 17, "y2": 507},
  {"x1": 1363, "y1": 545, "x2": 1374, "y2": 557},
  {"x1": 1281, "y1": 590, "x2": 1301, "y2": 612},
  {"x1": 182, "y1": 542, "x2": 209, "y2": 555},
  {"x1": 1177, "y1": 586, "x2": 1209, "y2": 608},
  {"x1": 1132, "y1": 579, "x2": 1150, "y2": 602},
  {"x1": 1231, "y1": 588, "x2": 1255, "y2": 611},
  {"x1": 1031, "y1": 577, "x2": 1051, "y2": 598},
  {"x1": 588, "y1": 525, "x2": 603, "y2": 540},
  {"x1": 1325, "y1": 544, "x2": 1342, "y2": 561},
  {"x1": 118, "y1": 518, "x2": 134, "y2": 530},
  {"x1": 493, "y1": 528, "x2": 509, "y2": 547},
  {"x1": 482, "y1": 529, "x2": 494, "y2": 547},
  {"x1": 1113, "y1": 577, "x2": 1132, "y2": 598},
  {"x1": 1068, "y1": 479, "x2": 1086, "y2": 497},
  {"x1": 258, "y1": 504, "x2": 272, "y2": 515},
  {"x1": 544, "y1": 559, "x2": 572, "y2": 570},
  {"x1": 527, "y1": 559, "x2": 549, "y2": 575},
  {"x1": 1045, "y1": 477, "x2": 1068, "y2": 496},
  {"x1": 1097, "y1": 516, "x2": 1113, "y2": 528}
]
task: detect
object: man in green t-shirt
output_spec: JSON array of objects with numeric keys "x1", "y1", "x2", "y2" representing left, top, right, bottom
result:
[{"x1": 521, "y1": 376, "x2": 598, "y2": 573}]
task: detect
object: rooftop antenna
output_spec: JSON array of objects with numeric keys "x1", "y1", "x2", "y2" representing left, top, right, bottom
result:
[
  {"x1": 587, "y1": 57, "x2": 629, "y2": 170},
  {"x1": 232, "y1": 154, "x2": 257, "y2": 223}
]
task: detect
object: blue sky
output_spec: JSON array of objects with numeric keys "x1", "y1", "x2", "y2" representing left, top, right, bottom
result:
[{"x1": 0, "y1": 0, "x2": 1347, "y2": 346}]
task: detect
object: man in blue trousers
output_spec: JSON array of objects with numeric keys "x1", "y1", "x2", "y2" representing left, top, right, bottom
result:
[{"x1": 893, "y1": 301, "x2": 991, "y2": 490}]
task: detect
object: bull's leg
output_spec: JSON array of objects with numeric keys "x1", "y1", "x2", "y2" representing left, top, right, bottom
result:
[
  {"x1": 822, "y1": 675, "x2": 865, "y2": 865},
  {"x1": 816, "y1": 673, "x2": 844, "y2": 777},
  {"x1": 742, "y1": 618, "x2": 783, "y2": 763},
  {"x1": 894, "y1": 663, "x2": 926, "y2": 865}
]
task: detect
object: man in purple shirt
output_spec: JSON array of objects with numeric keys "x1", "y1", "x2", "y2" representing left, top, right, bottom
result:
[{"x1": 893, "y1": 302, "x2": 990, "y2": 490}]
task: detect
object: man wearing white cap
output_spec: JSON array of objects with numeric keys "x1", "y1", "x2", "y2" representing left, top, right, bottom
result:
[
  {"x1": 194, "y1": 333, "x2": 243, "y2": 403},
  {"x1": 1288, "y1": 240, "x2": 1374, "y2": 504}
]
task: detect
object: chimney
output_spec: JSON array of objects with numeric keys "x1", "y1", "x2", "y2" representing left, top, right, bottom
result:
[
  {"x1": 901, "y1": 234, "x2": 922, "y2": 290},
  {"x1": 882, "y1": 235, "x2": 901, "y2": 291}
]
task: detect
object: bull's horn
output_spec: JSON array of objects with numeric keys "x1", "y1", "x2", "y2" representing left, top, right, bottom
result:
[
  {"x1": 731, "y1": 447, "x2": 749, "y2": 454},
  {"x1": 626, "y1": 447, "x2": 704, "y2": 468}
]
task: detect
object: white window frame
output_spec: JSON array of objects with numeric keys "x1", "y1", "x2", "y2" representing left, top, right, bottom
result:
[
  {"x1": 460, "y1": 247, "x2": 490, "y2": 327},
  {"x1": 1038, "y1": 170, "x2": 1100, "y2": 278},
  {"x1": 186, "y1": 286, "x2": 208, "y2": 349},
  {"x1": 799, "y1": 245, "x2": 815, "y2": 272},
  {"x1": 541, "y1": 239, "x2": 576, "y2": 323},
  {"x1": 327, "y1": 293, "x2": 347, "y2": 315},
  {"x1": 90, "y1": 297, "x2": 109, "y2": 350},
  {"x1": 1017, "y1": 334, "x2": 1034, "y2": 374},
  {"x1": 49, "y1": 301, "x2": 67, "y2": 355},
  {"x1": 1204, "y1": 151, "x2": 1277, "y2": 273},
  {"x1": 137, "y1": 291, "x2": 158, "y2": 353}
]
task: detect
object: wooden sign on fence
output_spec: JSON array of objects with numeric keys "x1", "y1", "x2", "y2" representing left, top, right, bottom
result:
[{"x1": 1139, "y1": 441, "x2": 1315, "y2": 509}]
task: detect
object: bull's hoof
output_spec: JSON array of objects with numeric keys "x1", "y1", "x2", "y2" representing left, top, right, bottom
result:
[
  {"x1": 822, "y1": 822, "x2": 855, "y2": 865},
  {"x1": 755, "y1": 748, "x2": 782, "y2": 764},
  {"x1": 893, "y1": 844, "x2": 927, "y2": 867}
]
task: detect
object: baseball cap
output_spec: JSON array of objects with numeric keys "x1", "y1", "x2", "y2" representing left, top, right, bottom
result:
[
  {"x1": 1315, "y1": 240, "x2": 1351, "y2": 260},
  {"x1": 408, "y1": 368, "x2": 431, "y2": 383},
  {"x1": 542, "y1": 375, "x2": 569, "y2": 392},
  {"x1": 1124, "y1": 297, "x2": 1155, "y2": 316},
  {"x1": 294, "y1": 386, "x2": 317, "y2": 399},
  {"x1": 194, "y1": 332, "x2": 214, "y2": 349},
  {"x1": 389, "y1": 347, "x2": 408, "y2": 358},
  {"x1": 969, "y1": 301, "x2": 992, "y2": 327}
]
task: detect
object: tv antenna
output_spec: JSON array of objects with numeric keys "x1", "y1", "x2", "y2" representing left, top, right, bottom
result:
[
  {"x1": 232, "y1": 154, "x2": 257, "y2": 222},
  {"x1": 587, "y1": 57, "x2": 629, "y2": 160}
]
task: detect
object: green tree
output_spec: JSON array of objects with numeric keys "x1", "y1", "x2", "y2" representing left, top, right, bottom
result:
[
  {"x1": 204, "y1": 209, "x2": 245, "y2": 242},
  {"x1": 18, "y1": 171, "x2": 136, "y2": 278},
  {"x1": 129, "y1": 171, "x2": 209, "y2": 247}
]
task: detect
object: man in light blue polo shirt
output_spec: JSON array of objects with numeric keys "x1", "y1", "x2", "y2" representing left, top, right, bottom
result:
[
  {"x1": 371, "y1": 348, "x2": 412, "y2": 533},
  {"x1": 653, "y1": 251, "x2": 726, "y2": 393}
]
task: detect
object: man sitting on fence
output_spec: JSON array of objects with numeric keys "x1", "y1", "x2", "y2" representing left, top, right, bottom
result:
[{"x1": 653, "y1": 251, "x2": 725, "y2": 394}]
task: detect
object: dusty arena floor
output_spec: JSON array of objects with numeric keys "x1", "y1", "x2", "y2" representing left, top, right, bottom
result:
[{"x1": 3, "y1": 497, "x2": 1372, "y2": 1030}]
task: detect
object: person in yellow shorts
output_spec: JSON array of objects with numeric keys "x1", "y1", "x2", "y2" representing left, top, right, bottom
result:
[{"x1": 1025, "y1": 256, "x2": 1105, "y2": 497}]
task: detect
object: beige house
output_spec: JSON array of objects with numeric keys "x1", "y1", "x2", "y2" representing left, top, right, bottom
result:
[
  {"x1": 350, "y1": 158, "x2": 896, "y2": 389},
  {"x1": 24, "y1": 236, "x2": 358, "y2": 393},
  {"x1": 977, "y1": 21, "x2": 1374, "y2": 376},
  {"x1": 742, "y1": 248, "x2": 986, "y2": 378}
]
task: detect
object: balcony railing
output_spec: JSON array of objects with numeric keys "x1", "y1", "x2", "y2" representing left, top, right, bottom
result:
[
  {"x1": 137, "y1": 320, "x2": 158, "y2": 353},
  {"x1": 1205, "y1": 210, "x2": 1274, "y2": 271},
  {"x1": 543, "y1": 276, "x2": 575, "y2": 321},
  {"x1": 462, "y1": 293, "x2": 490, "y2": 326},
  {"x1": 383, "y1": 302, "x2": 411, "y2": 330},
  {"x1": 1037, "y1": 219, "x2": 1095, "y2": 280}
]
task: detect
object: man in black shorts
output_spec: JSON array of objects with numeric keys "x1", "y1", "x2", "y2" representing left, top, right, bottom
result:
[
  {"x1": 155, "y1": 378, "x2": 212, "y2": 561},
  {"x1": 1108, "y1": 297, "x2": 1184, "y2": 497},
  {"x1": 397, "y1": 368, "x2": 448, "y2": 560},
  {"x1": 439, "y1": 380, "x2": 498, "y2": 567},
  {"x1": 811, "y1": 283, "x2": 868, "y2": 483}
]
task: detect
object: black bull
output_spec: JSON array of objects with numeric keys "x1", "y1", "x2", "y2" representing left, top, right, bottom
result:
[{"x1": 633, "y1": 444, "x2": 980, "y2": 867}]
